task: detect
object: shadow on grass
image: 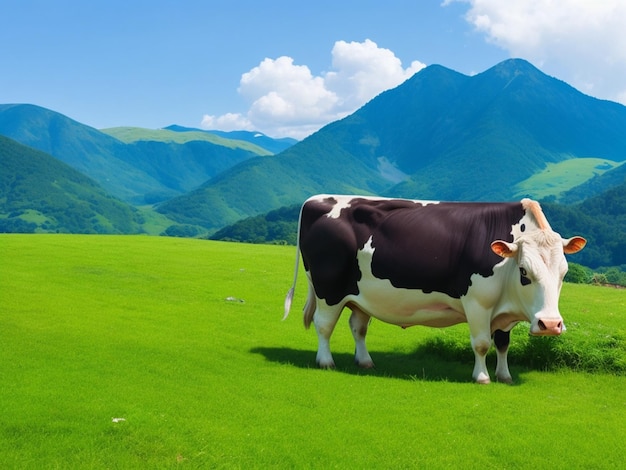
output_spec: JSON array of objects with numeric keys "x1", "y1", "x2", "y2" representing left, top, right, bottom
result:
[
  {"x1": 253, "y1": 323, "x2": 626, "y2": 383},
  {"x1": 250, "y1": 344, "x2": 523, "y2": 384}
]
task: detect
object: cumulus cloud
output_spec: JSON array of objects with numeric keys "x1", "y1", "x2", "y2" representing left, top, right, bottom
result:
[
  {"x1": 201, "y1": 39, "x2": 425, "y2": 140},
  {"x1": 200, "y1": 112, "x2": 254, "y2": 132},
  {"x1": 450, "y1": 0, "x2": 626, "y2": 104},
  {"x1": 325, "y1": 39, "x2": 426, "y2": 112}
]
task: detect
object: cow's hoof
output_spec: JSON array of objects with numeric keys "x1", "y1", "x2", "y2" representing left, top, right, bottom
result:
[
  {"x1": 356, "y1": 360, "x2": 375, "y2": 369},
  {"x1": 475, "y1": 373, "x2": 491, "y2": 384},
  {"x1": 497, "y1": 376, "x2": 513, "y2": 385}
]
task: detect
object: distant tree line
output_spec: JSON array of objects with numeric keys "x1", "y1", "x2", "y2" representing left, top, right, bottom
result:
[
  {"x1": 565, "y1": 263, "x2": 626, "y2": 287},
  {"x1": 209, "y1": 205, "x2": 300, "y2": 245}
]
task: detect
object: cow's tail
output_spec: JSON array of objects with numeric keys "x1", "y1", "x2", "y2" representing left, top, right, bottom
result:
[{"x1": 283, "y1": 202, "x2": 305, "y2": 321}]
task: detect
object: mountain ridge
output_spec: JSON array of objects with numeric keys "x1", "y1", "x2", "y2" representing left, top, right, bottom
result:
[
  {"x1": 164, "y1": 125, "x2": 298, "y2": 154},
  {"x1": 2, "y1": 59, "x2": 626, "y2": 233},
  {"x1": 0, "y1": 104, "x2": 294, "y2": 204},
  {"x1": 157, "y1": 58, "x2": 626, "y2": 229}
]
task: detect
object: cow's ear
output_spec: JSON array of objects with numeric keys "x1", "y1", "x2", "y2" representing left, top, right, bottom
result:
[
  {"x1": 563, "y1": 236, "x2": 587, "y2": 254},
  {"x1": 491, "y1": 240, "x2": 518, "y2": 258}
]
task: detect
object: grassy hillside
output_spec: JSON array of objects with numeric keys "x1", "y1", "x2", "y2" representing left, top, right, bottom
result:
[
  {"x1": 0, "y1": 135, "x2": 185, "y2": 235},
  {"x1": 0, "y1": 135, "x2": 144, "y2": 234},
  {"x1": 513, "y1": 158, "x2": 622, "y2": 200},
  {"x1": 164, "y1": 125, "x2": 298, "y2": 154},
  {"x1": 101, "y1": 126, "x2": 272, "y2": 155},
  {"x1": 1, "y1": 234, "x2": 624, "y2": 468}
]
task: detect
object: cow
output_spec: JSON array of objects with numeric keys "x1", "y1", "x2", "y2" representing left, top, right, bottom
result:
[{"x1": 283, "y1": 195, "x2": 586, "y2": 384}]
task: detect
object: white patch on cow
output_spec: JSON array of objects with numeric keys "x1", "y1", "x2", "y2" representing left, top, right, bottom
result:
[
  {"x1": 510, "y1": 210, "x2": 542, "y2": 239},
  {"x1": 326, "y1": 199, "x2": 352, "y2": 219},
  {"x1": 348, "y1": 236, "x2": 466, "y2": 328},
  {"x1": 310, "y1": 194, "x2": 441, "y2": 215},
  {"x1": 361, "y1": 234, "x2": 375, "y2": 254},
  {"x1": 511, "y1": 199, "x2": 550, "y2": 239}
]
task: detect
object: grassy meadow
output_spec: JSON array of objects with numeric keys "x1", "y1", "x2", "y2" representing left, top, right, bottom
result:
[
  {"x1": 1, "y1": 234, "x2": 624, "y2": 469},
  {"x1": 512, "y1": 157, "x2": 622, "y2": 200}
]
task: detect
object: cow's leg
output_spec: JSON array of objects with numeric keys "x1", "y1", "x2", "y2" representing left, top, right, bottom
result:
[
  {"x1": 313, "y1": 301, "x2": 343, "y2": 368},
  {"x1": 493, "y1": 329, "x2": 513, "y2": 384},
  {"x1": 470, "y1": 335, "x2": 492, "y2": 384},
  {"x1": 349, "y1": 307, "x2": 374, "y2": 368},
  {"x1": 465, "y1": 304, "x2": 492, "y2": 384}
]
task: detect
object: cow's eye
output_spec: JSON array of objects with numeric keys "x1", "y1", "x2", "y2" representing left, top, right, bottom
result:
[{"x1": 519, "y1": 267, "x2": 531, "y2": 286}]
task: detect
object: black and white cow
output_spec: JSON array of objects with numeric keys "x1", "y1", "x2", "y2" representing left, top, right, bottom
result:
[{"x1": 284, "y1": 195, "x2": 586, "y2": 384}]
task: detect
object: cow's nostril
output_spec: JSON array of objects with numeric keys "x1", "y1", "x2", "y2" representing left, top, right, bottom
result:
[{"x1": 536, "y1": 319, "x2": 563, "y2": 334}]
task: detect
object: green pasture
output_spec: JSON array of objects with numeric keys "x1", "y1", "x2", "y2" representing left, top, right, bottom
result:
[
  {"x1": 1, "y1": 235, "x2": 624, "y2": 468},
  {"x1": 513, "y1": 157, "x2": 622, "y2": 199},
  {"x1": 101, "y1": 127, "x2": 271, "y2": 156}
]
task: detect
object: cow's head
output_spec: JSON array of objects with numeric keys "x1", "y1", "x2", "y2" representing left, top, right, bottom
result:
[{"x1": 491, "y1": 230, "x2": 586, "y2": 335}]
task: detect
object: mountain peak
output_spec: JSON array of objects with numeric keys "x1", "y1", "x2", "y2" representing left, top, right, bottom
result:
[{"x1": 480, "y1": 58, "x2": 544, "y2": 82}]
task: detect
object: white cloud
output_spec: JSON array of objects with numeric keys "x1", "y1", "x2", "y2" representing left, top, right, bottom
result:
[
  {"x1": 200, "y1": 40, "x2": 425, "y2": 140},
  {"x1": 452, "y1": 0, "x2": 626, "y2": 104},
  {"x1": 240, "y1": 56, "x2": 340, "y2": 128},
  {"x1": 200, "y1": 112, "x2": 254, "y2": 132},
  {"x1": 325, "y1": 39, "x2": 426, "y2": 112}
]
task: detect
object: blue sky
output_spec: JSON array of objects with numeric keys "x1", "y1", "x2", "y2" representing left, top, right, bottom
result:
[{"x1": 2, "y1": 0, "x2": 625, "y2": 139}]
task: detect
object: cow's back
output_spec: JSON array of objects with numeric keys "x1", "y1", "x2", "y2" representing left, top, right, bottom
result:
[{"x1": 299, "y1": 196, "x2": 527, "y2": 303}]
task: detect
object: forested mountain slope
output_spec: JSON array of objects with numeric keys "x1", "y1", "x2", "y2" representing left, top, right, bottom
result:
[{"x1": 0, "y1": 135, "x2": 143, "y2": 234}]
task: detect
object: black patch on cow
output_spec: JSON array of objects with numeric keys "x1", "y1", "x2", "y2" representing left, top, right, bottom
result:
[
  {"x1": 493, "y1": 329, "x2": 510, "y2": 353},
  {"x1": 299, "y1": 198, "x2": 525, "y2": 305},
  {"x1": 364, "y1": 201, "x2": 525, "y2": 298},
  {"x1": 299, "y1": 197, "x2": 362, "y2": 305}
]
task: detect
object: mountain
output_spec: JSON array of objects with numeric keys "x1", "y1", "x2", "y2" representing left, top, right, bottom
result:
[
  {"x1": 99, "y1": 126, "x2": 274, "y2": 203},
  {"x1": 157, "y1": 59, "x2": 626, "y2": 230},
  {"x1": 0, "y1": 104, "x2": 290, "y2": 204},
  {"x1": 0, "y1": 103, "x2": 164, "y2": 203},
  {"x1": 0, "y1": 135, "x2": 143, "y2": 234}
]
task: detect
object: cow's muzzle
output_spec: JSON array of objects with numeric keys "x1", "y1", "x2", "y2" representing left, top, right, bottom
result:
[{"x1": 531, "y1": 318, "x2": 563, "y2": 336}]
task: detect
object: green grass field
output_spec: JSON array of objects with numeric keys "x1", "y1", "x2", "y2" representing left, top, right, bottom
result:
[{"x1": 1, "y1": 235, "x2": 624, "y2": 468}]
